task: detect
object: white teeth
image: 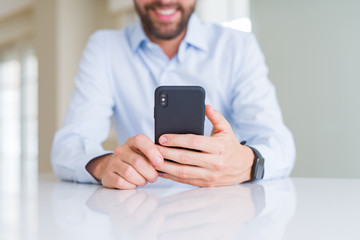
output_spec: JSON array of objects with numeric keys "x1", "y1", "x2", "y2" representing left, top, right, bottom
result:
[{"x1": 155, "y1": 8, "x2": 176, "y2": 16}]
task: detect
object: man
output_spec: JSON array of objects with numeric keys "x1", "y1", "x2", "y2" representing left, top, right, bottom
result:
[{"x1": 51, "y1": 0, "x2": 295, "y2": 189}]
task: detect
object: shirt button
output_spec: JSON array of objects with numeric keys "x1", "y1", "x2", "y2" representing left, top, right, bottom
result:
[{"x1": 147, "y1": 43, "x2": 153, "y2": 49}]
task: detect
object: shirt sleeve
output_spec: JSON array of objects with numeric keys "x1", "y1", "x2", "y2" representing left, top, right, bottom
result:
[
  {"x1": 231, "y1": 33, "x2": 296, "y2": 180},
  {"x1": 51, "y1": 31, "x2": 114, "y2": 183}
]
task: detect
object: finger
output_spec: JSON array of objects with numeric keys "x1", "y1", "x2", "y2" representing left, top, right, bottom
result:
[
  {"x1": 158, "y1": 134, "x2": 218, "y2": 153},
  {"x1": 130, "y1": 134, "x2": 164, "y2": 167},
  {"x1": 114, "y1": 160, "x2": 148, "y2": 187},
  {"x1": 158, "y1": 191, "x2": 215, "y2": 217},
  {"x1": 156, "y1": 145, "x2": 216, "y2": 169},
  {"x1": 157, "y1": 161, "x2": 207, "y2": 180},
  {"x1": 123, "y1": 152, "x2": 159, "y2": 183},
  {"x1": 159, "y1": 173, "x2": 208, "y2": 187},
  {"x1": 205, "y1": 105, "x2": 232, "y2": 136},
  {"x1": 103, "y1": 171, "x2": 137, "y2": 190},
  {"x1": 87, "y1": 187, "x2": 138, "y2": 211},
  {"x1": 160, "y1": 207, "x2": 216, "y2": 233},
  {"x1": 115, "y1": 191, "x2": 148, "y2": 216},
  {"x1": 131, "y1": 193, "x2": 159, "y2": 223}
]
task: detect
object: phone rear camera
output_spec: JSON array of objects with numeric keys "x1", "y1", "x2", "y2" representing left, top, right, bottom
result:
[{"x1": 160, "y1": 92, "x2": 168, "y2": 108}]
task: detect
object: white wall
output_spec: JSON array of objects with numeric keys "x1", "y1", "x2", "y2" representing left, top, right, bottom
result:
[{"x1": 251, "y1": 0, "x2": 360, "y2": 178}]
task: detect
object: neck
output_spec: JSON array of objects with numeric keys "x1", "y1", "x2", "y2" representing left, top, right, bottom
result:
[{"x1": 146, "y1": 29, "x2": 187, "y2": 59}]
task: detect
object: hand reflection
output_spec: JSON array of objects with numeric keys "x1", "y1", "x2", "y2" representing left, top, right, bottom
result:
[
  {"x1": 86, "y1": 183, "x2": 265, "y2": 240},
  {"x1": 86, "y1": 188, "x2": 164, "y2": 240},
  {"x1": 156, "y1": 185, "x2": 263, "y2": 240},
  {"x1": 51, "y1": 179, "x2": 295, "y2": 240}
]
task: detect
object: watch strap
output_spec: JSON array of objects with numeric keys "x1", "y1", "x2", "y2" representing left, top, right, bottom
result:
[{"x1": 241, "y1": 141, "x2": 265, "y2": 181}]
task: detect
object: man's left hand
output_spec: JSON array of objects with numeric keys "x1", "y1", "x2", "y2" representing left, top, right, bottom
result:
[{"x1": 156, "y1": 105, "x2": 255, "y2": 187}]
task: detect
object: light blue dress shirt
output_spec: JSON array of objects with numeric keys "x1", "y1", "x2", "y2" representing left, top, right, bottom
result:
[{"x1": 51, "y1": 14, "x2": 296, "y2": 183}]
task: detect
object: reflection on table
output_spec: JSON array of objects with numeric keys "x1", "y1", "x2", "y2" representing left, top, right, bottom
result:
[{"x1": 49, "y1": 178, "x2": 296, "y2": 240}]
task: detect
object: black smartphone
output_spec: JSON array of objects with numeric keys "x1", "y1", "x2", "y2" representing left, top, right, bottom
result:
[{"x1": 154, "y1": 86, "x2": 205, "y2": 147}]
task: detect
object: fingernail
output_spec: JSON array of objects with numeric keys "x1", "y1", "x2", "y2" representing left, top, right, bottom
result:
[{"x1": 159, "y1": 136, "x2": 167, "y2": 144}]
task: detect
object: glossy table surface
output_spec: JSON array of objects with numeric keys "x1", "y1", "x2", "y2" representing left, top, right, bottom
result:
[{"x1": 1, "y1": 174, "x2": 359, "y2": 240}]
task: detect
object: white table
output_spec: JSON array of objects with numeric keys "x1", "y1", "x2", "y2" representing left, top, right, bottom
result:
[{"x1": 1, "y1": 174, "x2": 359, "y2": 240}]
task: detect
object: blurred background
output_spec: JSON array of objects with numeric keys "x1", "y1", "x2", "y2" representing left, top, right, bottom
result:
[{"x1": 0, "y1": 0, "x2": 359, "y2": 192}]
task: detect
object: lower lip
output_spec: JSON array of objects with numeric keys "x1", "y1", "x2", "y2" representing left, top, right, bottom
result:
[{"x1": 152, "y1": 9, "x2": 180, "y2": 22}]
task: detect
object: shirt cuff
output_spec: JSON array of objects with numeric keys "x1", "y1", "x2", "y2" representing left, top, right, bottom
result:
[
  {"x1": 247, "y1": 144, "x2": 285, "y2": 181},
  {"x1": 75, "y1": 138, "x2": 113, "y2": 184}
]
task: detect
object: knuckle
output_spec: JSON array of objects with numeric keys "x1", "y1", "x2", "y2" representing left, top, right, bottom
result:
[
  {"x1": 132, "y1": 157, "x2": 144, "y2": 169},
  {"x1": 116, "y1": 177, "x2": 124, "y2": 186},
  {"x1": 134, "y1": 134, "x2": 145, "y2": 146},
  {"x1": 207, "y1": 174, "x2": 216, "y2": 182},
  {"x1": 213, "y1": 159, "x2": 225, "y2": 170},
  {"x1": 149, "y1": 173, "x2": 158, "y2": 183},
  {"x1": 140, "y1": 179, "x2": 147, "y2": 187},
  {"x1": 122, "y1": 165, "x2": 134, "y2": 179},
  {"x1": 102, "y1": 171, "x2": 112, "y2": 181},
  {"x1": 114, "y1": 146, "x2": 123, "y2": 155},
  {"x1": 181, "y1": 153, "x2": 191, "y2": 164},
  {"x1": 114, "y1": 177, "x2": 127, "y2": 189},
  {"x1": 179, "y1": 168, "x2": 188, "y2": 179},
  {"x1": 207, "y1": 173, "x2": 219, "y2": 183},
  {"x1": 101, "y1": 178, "x2": 111, "y2": 188},
  {"x1": 189, "y1": 135, "x2": 200, "y2": 147},
  {"x1": 115, "y1": 177, "x2": 137, "y2": 190},
  {"x1": 158, "y1": 146, "x2": 167, "y2": 157}
]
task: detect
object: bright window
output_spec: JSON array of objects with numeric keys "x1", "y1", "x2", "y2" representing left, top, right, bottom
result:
[
  {"x1": 222, "y1": 18, "x2": 252, "y2": 32},
  {"x1": 0, "y1": 45, "x2": 38, "y2": 192},
  {"x1": 0, "y1": 44, "x2": 38, "y2": 239}
]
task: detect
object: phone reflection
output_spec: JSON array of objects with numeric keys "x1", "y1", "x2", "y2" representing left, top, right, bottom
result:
[{"x1": 51, "y1": 178, "x2": 296, "y2": 240}]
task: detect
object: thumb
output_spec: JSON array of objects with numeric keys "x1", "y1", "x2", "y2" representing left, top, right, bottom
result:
[{"x1": 206, "y1": 105, "x2": 232, "y2": 136}]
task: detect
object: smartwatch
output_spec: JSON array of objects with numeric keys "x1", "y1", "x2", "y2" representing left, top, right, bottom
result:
[{"x1": 241, "y1": 141, "x2": 265, "y2": 181}]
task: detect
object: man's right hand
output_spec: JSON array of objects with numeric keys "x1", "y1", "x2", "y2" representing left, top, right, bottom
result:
[{"x1": 86, "y1": 134, "x2": 163, "y2": 189}]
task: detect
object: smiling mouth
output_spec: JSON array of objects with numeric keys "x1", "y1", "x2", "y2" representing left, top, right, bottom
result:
[
  {"x1": 149, "y1": 5, "x2": 181, "y2": 21},
  {"x1": 154, "y1": 7, "x2": 177, "y2": 16}
]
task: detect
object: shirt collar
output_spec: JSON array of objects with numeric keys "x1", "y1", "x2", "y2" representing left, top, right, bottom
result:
[
  {"x1": 129, "y1": 20, "x2": 148, "y2": 52},
  {"x1": 183, "y1": 14, "x2": 208, "y2": 52},
  {"x1": 129, "y1": 13, "x2": 208, "y2": 53}
]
